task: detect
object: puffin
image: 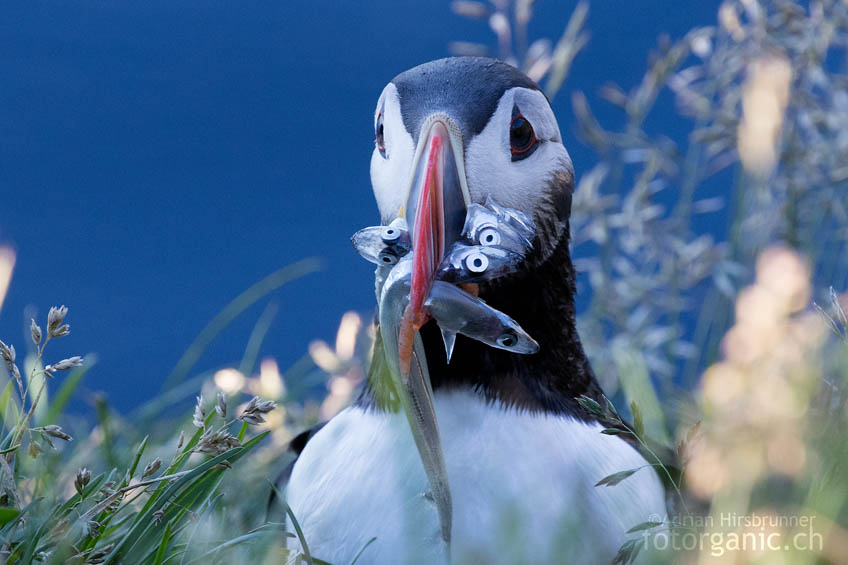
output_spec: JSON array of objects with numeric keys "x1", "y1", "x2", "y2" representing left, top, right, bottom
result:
[{"x1": 277, "y1": 57, "x2": 668, "y2": 564}]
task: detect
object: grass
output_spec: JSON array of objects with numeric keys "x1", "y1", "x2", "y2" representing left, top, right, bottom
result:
[
  {"x1": 0, "y1": 304, "x2": 291, "y2": 563},
  {"x1": 453, "y1": 0, "x2": 848, "y2": 561},
  {"x1": 0, "y1": 0, "x2": 846, "y2": 562}
]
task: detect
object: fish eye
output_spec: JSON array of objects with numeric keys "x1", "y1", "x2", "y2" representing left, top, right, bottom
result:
[
  {"x1": 377, "y1": 250, "x2": 398, "y2": 265},
  {"x1": 382, "y1": 226, "x2": 401, "y2": 243},
  {"x1": 497, "y1": 330, "x2": 518, "y2": 348},
  {"x1": 509, "y1": 107, "x2": 538, "y2": 161},
  {"x1": 376, "y1": 112, "x2": 387, "y2": 158},
  {"x1": 464, "y1": 251, "x2": 489, "y2": 273},
  {"x1": 478, "y1": 227, "x2": 501, "y2": 246}
]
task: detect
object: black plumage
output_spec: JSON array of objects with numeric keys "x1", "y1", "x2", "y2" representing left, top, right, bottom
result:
[{"x1": 393, "y1": 57, "x2": 541, "y2": 144}]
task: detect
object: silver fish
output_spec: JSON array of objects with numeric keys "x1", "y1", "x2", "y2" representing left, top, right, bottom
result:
[
  {"x1": 436, "y1": 243, "x2": 523, "y2": 284},
  {"x1": 434, "y1": 197, "x2": 535, "y2": 283},
  {"x1": 377, "y1": 254, "x2": 536, "y2": 541},
  {"x1": 426, "y1": 280, "x2": 539, "y2": 362},
  {"x1": 350, "y1": 217, "x2": 411, "y2": 267},
  {"x1": 485, "y1": 195, "x2": 535, "y2": 236},
  {"x1": 461, "y1": 196, "x2": 535, "y2": 254},
  {"x1": 378, "y1": 255, "x2": 452, "y2": 544}
]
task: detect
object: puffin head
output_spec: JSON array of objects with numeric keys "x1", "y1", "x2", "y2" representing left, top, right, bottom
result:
[
  {"x1": 366, "y1": 57, "x2": 595, "y2": 413},
  {"x1": 371, "y1": 56, "x2": 573, "y2": 269}
]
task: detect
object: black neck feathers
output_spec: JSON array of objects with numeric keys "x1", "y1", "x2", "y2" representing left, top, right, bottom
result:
[{"x1": 358, "y1": 170, "x2": 606, "y2": 421}]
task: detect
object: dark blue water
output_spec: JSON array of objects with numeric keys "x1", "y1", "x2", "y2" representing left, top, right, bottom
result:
[{"x1": 0, "y1": 1, "x2": 720, "y2": 411}]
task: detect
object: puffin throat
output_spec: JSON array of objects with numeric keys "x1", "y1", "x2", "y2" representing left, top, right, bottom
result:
[{"x1": 415, "y1": 173, "x2": 604, "y2": 418}]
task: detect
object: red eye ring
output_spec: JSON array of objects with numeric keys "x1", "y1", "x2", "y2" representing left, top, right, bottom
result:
[
  {"x1": 509, "y1": 113, "x2": 538, "y2": 161},
  {"x1": 376, "y1": 112, "x2": 387, "y2": 158}
]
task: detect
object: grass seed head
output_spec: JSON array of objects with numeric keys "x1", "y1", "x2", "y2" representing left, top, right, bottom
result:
[
  {"x1": 47, "y1": 356, "x2": 84, "y2": 373},
  {"x1": 84, "y1": 543, "x2": 114, "y2": 564},
  {"x1": 43, "y1": 425, "x2": 72, "y2": 442},
  {"x1": 142, "y1": 457, "x2": 162, "y2": 478},
  {"x1": 0, "y1": 340, "x2": 15, "y2": 366},
  {"x1": 216, "y1": 391, "x2": 227, "y2": 419},
  {"x1": 192, "y1": 394, "x2": 206, "y2": 429},
  {"x1": 44, "y1": 356, "x2": 84, "y2": 377},
  {"x1": 30, "y1": 319, "x2": 42, "y2": 346},
  {"x1": 153, "y1": 509, "x2": 165, "y2": 526},
  {"x1": 75, "y1": 467, "x2": 91, "y2": 493},
  {"x1": 51, "y1": 324, "x2": 70, "y2": 338},
  {"x1": 0, "y1": 341, "x2": 21, "y2": 387},
  {"x1": 85, "y1": 520, "x2": 101, "y2": 538},
  {"x1": 195, "y1": 429, "x2": 241, "y2": 454},
  {"x1": 237, "y1": 396, "x2": 277, "y2": 425},
  {"x1": 96, "y1": 482, "x2": 122, "y2": 510},
  {"x1": 46, "y1": 305, "x2": 68, "y2": 336},
  {"x1": 9, "y1": 364, "x2": 21, "y2": 388}
]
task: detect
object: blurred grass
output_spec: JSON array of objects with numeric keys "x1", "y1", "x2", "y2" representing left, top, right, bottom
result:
[
  {"x1": 160, "y1": 258, "x2": 323, "y2": 392},
  {"x1": 458, "y1": 0, "x2": 848, "y2": 562},
  {"x1": 0, "y1": 257, "x2": 343, "y2": 562}
]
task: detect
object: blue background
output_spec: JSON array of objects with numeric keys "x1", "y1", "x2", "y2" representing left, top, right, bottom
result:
[{"x1": 0, "y1": 1, "x2": 719, "y2": 411}]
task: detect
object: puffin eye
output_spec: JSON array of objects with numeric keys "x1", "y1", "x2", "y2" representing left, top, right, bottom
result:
[
  {"x1": 376, "y1": 112, "x2": 387, "y2": 158},
  {"x1": 509, "y1": 113, "x2": 538, "y2": 161}
]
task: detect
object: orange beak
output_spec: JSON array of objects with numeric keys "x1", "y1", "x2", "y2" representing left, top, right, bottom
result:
[{"x1": 397, "y1": 121, "x2": 466, "y2": 375}]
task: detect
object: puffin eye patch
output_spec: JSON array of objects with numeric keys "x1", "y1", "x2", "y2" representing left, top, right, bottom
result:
[
  {"x1": 376, "y1": 112, "x2": 387, "y2": 158},
  {"x1": 509, "y1": 105, "x2": 539, "y2": 161}
]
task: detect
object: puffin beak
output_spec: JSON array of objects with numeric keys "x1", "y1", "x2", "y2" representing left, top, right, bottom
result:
[{"x1": 397, "y1": 117, "x2": 470, "y2": 374}]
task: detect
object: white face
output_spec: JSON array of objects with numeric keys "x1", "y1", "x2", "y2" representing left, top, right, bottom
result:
[
  {"x1": 369, "y1": 84, "x2": 573, "y2": 224},
  {"x1": 370, "y1": 84, "x2": 415, "y2": 223}
]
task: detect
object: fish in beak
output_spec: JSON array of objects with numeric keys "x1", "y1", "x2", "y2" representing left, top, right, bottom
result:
[
  {"x1": 376, "y1": 115, "x2": 468, "y2": 547},
  {"x1": 398, "y1": 117, "x2": 470, "y2": 377}
]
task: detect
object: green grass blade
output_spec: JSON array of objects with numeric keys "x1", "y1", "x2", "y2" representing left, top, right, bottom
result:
[
  {"x1": 268, "y1": 480, "x2": 313, "y2": 565},
  {"x1": 161, "y1": 259, "x2": 322, "y2": 391},
  {"x1": 95, "y1": 395, "x2": 118, "y2": 468},
  {"x1": 137, "y1": 412, "x2": 216, "y2": 518},
  {"x1": 0, "y1": 444, "x2": 19, "y2": 455},
  {"x1": 236, "y1": 421, "x2": 248, "y2": 442},
  {"x1": 129, "y1": 469, "x2": 228, "y2": 559},
  {"x1": 613, "y1": 347, "x2": 670, "y2": 445},
  {"x1": 103, "y1": 431, "x2": 268, "y2": 563},
  {"x1": 153, "y1": 521, "x2": 172, "y2": 565},
  {"x1": 350, "y1": 536, "x2": 377, "y2": 564},
  {"x1": 0, "y1": 380, "x2": 16, "y2": 434},
  {"x1": 238, "y1": 300, "x2": 279, "y2": 377},
  {"x1": 127, "y1": 436, "x2": 149, "y2": 484},
  {"x1": 176, "y1": 493, "x2": 224, "y2": 565},
  {"x1": 0, "y1": 499, "x2": 33, "y2": 536},
  {"x1": 285, "y1": 502, "x2": 314, "y2": 565},
  {"x1": 0, "y1": 429, "x2": 15, "y2": 452},
  {"x1": 184, "y1": 530, "x2": 267, "y2": 563},
  {"x1": 0, "y1": 507, "x2": 19, "y2": 528},
  {"x1": 131, "y1": 374, "x2": 205, "y2": 422}
]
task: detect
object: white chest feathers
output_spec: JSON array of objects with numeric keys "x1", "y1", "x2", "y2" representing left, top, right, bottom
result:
[{"x1": 286, "y1": 391, "x2": 666, "y2": 564}]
